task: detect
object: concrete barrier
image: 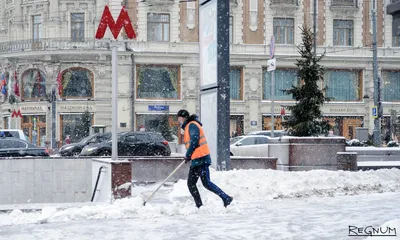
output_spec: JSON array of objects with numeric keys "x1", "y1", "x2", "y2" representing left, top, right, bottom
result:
[
  {"x1": 346, "y1": 147, "x2": 400, "y2": 161},
  {"x1": 230, "y1": 157, "x2": 277, "y2": 170},
  {"x1": 0, "y1": 157, "x2": 92, "y2": 205},
  {"x1": 91, "y1": 159, "x2": 132, "y2": 202},
  {"x1": 92, "y1": 156, "x2": 278, "y2": 202},
  {"x1": 268, "y1": 138, "x2": 290, "y2": 171},
  {"x1": 130, "y1": 157, "x2": 189, "y2": 183},
  {"x1": 337, "y1": 152, "x2": 357, "y2": 171},
  {"x1": 288, "y1": 137, "x2": 346, "y2": 171},
  {"x1": 269, "y1": 137, "x2": 347, "y2": 171}
]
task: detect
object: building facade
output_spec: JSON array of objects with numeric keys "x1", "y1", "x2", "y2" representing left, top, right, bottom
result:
[{"x1": 0, "y1": 0, "x2": 399, "y2": 146}]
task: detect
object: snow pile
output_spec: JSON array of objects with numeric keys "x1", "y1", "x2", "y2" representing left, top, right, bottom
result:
[
  {"x1": 365, "y1": 219, "x2": 400, "y2": 240},
  {"x1": 174, "y1": 168, "x2": 400, "y2": 201},
  {"x1": 1, "y1": 168, "x2": 400, "y2": 226}
]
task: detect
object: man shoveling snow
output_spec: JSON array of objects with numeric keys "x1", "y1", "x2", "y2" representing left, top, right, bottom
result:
[{"x1": 177, "y1": 109, "x2": 233, "y2": 208}]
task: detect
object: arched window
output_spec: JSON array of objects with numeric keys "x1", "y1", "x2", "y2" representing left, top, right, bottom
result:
[
  {"x1": 61, "y1": 68, "x2": 93, "y2": 98},
  {"x1": 22, "y1": 69, "x2": 46, "y2": 100}
]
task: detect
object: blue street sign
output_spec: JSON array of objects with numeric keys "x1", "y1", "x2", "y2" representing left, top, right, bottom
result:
[
  {"x1": 372, "y1": 106, "x2": 377, "y2": 118},
  {"x1": 148, "y1": 105, "x2": 169, "y2": 111},
  {"x1": 251, "y1": 121, "x2": 257, "y2": 126}
]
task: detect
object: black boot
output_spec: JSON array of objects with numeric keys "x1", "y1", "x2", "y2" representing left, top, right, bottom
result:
[{"x1": 223, "y1": 196, "x2": 233, "y2": 208}]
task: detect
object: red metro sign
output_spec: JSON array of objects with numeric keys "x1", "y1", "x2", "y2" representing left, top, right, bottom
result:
[
  {"x1": 95, "y1": 6, "x2": 136, "y2": 40},
  {"x1": 11, "y1": 109, "x2": 22, "y2": 118}
]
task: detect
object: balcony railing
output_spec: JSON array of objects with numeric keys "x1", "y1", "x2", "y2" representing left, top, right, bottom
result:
[
  {"x1": 270, "y1": 0, "x2": 298, "y2": 5},
  {"x1": 331, "y1": 0, "x2": 358, "y2": 7},
  {"x1": 0, "y1": 39, "x2": 398, "y2": 58},
  {"x1": 0, "y1": 38, "x2": 110, "y2": 53}
]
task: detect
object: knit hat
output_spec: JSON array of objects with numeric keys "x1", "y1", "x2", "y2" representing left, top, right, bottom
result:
[{"x1": 177, "y1": 109, "x2": 190, "y2": 118}]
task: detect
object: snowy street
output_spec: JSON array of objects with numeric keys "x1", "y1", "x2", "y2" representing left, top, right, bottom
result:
[{"x1": 1, "y1": 169, "x2": 400, "y2": 240}]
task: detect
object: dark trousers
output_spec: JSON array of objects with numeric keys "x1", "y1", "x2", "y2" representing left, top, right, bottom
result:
[{"x1": 187, "y1": 164, "x2": 230, "y2": 207}]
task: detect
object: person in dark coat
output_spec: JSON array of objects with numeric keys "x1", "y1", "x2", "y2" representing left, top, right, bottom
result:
[{"x1": 177, "y1": 109, "x2": 233, "y2": 208}]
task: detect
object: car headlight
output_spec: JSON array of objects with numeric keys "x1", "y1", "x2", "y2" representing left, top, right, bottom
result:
[
  {"x1": 63, "y1": 146, "x2": 74, "y2": 150},
  {"x1": 84, "y1": 147, "x2": 97, "y2": 152}
]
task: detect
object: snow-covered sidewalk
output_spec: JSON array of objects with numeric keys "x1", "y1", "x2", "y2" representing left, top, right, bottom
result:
[
  {"x1": 0, "y1": 192, "x2": 399, "y2": 240},
  {"x1": 0, "y1": 169, "x2": 400, "y2": 239}
]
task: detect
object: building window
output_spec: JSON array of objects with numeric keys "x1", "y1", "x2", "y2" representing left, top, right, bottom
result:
[
  {"x1": 333, "y1": 20, "x2": 353, "y2": 46},
  {"x1": 186, "y1": 2, "x2": 196, "y2": 30},
  {"x1": 249, "y1": 0, "x2": 258, "y2": 31},
  {"x1": 230, "y1": 115, "x2": 244, "y2": 137},
  {"x1": 230, "y1": 68, "x2": 242, "y2": 100},
  {"x1": 229, "y1": 16, "x2": 233, "y2": 44},
  {"x1": 32, "y1": 15, "x2": 42, "y2": 42},
  {"x1": 325, "y1": 116, "x2": 363, "y2": 140},
  {"x1": 61, "y1": 68, "x2": 93, "y2": 98},
  {"x1": 263, "y1": 116, "x2": 288, "y2": 131},
  {"x1": 263, "y1": 69, "x2": 298, "y2": 100},
  {"x1": 392, "y1": 15, "x2": 400, "y2": 47},
  {"x1": 273, "y1": 18, "x2": 294, "y2": 44},
  {"x1": 21, "y1": 115, "x2": 46, "y2": 146},
  {"x1": 137, "y1": 65, "x2": 180, "y2": 99},
  {"x1": 3, "y1": 117, "x2": 9, "y2": 129},
  {"x1": 382, "y1": 71, "x2": 400, "y2": 101},
  {"x1": 324, "y1": 70, "x2": 361, "y2": 101},
  {"x1": 71, "y1": 13, "x2": 85, "y2": 42},
  {"x1": 147, "y1": 13, "x2": 170, "y2": 42},
  {"x1": 60, "y1": 113, "x2": 93, "y2": 144},
  {"x1": 21, "y1": 69, "x2": 46, "y2": 100}
]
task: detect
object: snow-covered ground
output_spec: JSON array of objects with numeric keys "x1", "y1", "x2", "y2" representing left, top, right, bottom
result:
[{"x1": 1, "y1": 168, "x2": 400, "y2": 239}]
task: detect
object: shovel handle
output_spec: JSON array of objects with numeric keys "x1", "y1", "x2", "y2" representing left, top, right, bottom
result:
[{"x1": 143, "y1": 159, "x2": 186, "y2": 206}]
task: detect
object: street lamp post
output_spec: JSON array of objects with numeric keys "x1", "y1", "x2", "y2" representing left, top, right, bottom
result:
[{"x1": 372, "y1": 0, "x2": 382, "y2": 146}]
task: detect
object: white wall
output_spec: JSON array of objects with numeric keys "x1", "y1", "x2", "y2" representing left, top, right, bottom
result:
[{"x1": 0, "y1": 158, "x2": 92, "y2": 204}]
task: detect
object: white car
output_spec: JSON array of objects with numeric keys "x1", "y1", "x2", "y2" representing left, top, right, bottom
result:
[
  {"x1": 230, "y1": 135, "x2": 270, "y2": 157},
  {"x1": 0, "y1": 129, "x2": 27, "y2": 141}
]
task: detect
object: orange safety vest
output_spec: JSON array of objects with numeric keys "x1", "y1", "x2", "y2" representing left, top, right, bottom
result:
[{"x1": 184, "y1": 121, "x2": 210, "y2": 159}]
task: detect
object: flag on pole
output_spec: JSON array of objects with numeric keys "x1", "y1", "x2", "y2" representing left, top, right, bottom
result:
[
  {"x1": 1, "y1": 73, "x2": 7, "y2": 95},
  {"x1": 57, "y1": 69, "x2": 62, "y2": 96},
  {"x1": 13, "y1": 70, "x2": 20, "y2": 97}
]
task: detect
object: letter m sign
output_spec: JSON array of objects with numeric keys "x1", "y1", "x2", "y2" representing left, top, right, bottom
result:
[{"x1": 95, "y1": 6, "x2": 136, "y2": 40}]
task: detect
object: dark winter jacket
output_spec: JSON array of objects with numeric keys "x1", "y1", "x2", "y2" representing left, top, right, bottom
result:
[{"x1": 181, "y1": 114, "x2": 212, "y2": 168}]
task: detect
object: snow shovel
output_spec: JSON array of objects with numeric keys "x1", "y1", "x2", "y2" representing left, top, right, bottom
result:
[{"x1": 143, "y1": 159, "x2": 186, "y2": 206}]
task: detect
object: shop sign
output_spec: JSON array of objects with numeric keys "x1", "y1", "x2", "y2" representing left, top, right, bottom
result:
[
  {"x1": 21, "y1": 106, "x2": 46, "y2": 112},
  {"x1": 328, "y1": 108, "x2": 358, "y2": 113},
  {"x1": 59, "y1": 105, "x2": 94, "y2": 112}
]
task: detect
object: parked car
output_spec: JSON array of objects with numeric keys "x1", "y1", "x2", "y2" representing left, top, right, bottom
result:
[
  {"x1": 0, "y1": 129, "x2": 27, "y2": 141},
  {"x1": 346, "y1": 139, "x2": 367, "y2": 147},
  {"x1": 387, "y1": 141, "x2": 400, "y2": 147},
  {"x1": 248, "y1": 130, "x2": 288, "y2": 138},
  {"x1": 59, "y1": 132, "x2": 112, "y2": 156},
  {"x1": 230, "y1": 135, "x2": 270, "y2": 157},
  {"x1": 0, "y1": 138, "x2": 49, "y2": 157},
  {"x1": 80, "y1": 131, "x2": 171, "y2": 157}
]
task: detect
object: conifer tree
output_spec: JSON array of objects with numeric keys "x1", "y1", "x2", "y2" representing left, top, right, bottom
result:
[{"x1": 284, "y1": 27, "x2": 330, "y2": 136}]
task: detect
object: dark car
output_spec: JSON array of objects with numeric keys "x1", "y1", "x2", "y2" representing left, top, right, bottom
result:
[
  {"x1": 80, "y1": 131, "x2": 171, "y2": 157},
  {"x1": 0, "y1": 138, "x2": 49, "y2": 157},
  {"x1": 59, "y1": 133, "x2": 112, "y2": 156}
]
